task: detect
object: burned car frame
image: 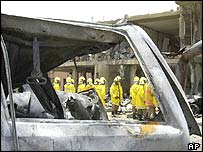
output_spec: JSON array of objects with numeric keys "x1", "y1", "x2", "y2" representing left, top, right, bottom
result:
[{"x1": 1, "y1": 14, "x2": 201, "y2": 151}]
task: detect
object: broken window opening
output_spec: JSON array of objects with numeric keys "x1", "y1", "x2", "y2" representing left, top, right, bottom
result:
[{"x1": 6, "y1": 44, "x2": 166, "y2": 124}]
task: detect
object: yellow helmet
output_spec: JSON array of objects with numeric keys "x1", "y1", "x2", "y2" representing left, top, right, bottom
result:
[
  {"x1": 134, "y1": 76, "x2": 139, "y2": 82},
  {"x1": 87, "y1": 78, "x2": 93, "y2": 83},
  {"x1": 139, "y1": 79, "x2": 145, "y2": 85},
  {"x1": 140, "y1": 77, "x2": 147, "y2": 82},
  {"x1": 54, "y1": 77, "x2": 60, "y2": 83},
  {"x1": 113, "y1": 77, "x2": 119, "y2": 82},
  {"x1": 71, "y1": 79, "x2": 75, "y2": 83},
  {"x1": 66, "y1": 77, "x2": 72, "y2": 83},
  {"x1": 79, "y1": 76, "x2": 85, "y2": 81},
  {"x1": 116, "y1": 76, "x2": 121, "y2": 81},
  {"x1": 94, "y1": 78, "x2": 100, "y2": 84},
  {"x1": 100, "y1": 77, "x2": 106, "y2": 83}
]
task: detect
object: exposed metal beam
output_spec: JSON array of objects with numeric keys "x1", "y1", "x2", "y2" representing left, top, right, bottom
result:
[{"x1": 182, "y1": 40, "x2": 202, "y2": 61}]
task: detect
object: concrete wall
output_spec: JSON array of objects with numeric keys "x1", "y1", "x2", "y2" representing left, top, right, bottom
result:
[
  {"x1": 48, "y1": 61, "x2": 181, "y2": 96},
  {"x1": 103, "y1": 64, "x2": 134, "y2": 96},
  {"x1": 141, "y1": 26, "x2": 179, "y2": 52}
]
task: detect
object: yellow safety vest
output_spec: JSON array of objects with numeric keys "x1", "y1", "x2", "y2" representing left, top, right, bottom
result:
[
  {"x1": 110, "y1": 83, "x2": 123, "y2": 106},
  {"x1": 53, "y1": 83, "x2": 60, "y2": 91},
  {"x1": 144, "y1": 83, "x2": 154, "y2": 106},
  {"x1": 99, "y1": 84, "x2": 106, "y2": 107},
  {"x1": 86, "y1": 84, "x2": 94, "y2": 90},
  {"x1": 130, "y1": 83, "x2": 139, "y2": 107},
  {"x1": 64, "y1": 83, "x2": 76, "y2": 93},
  {"x1": 118, "y1": 82, "x2": 123, "y2": 101},
  {"x1": 77, "y1": 84, "x2": 86, "y2": 93},
  {"x1": 94, "y1": 84, "x2": 103, "y2": 105},
  {"x1": 136, "y1": 84, "x2": 146, "y2": 109}
]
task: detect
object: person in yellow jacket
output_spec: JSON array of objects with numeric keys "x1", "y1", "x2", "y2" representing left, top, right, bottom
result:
[
  {"x1": 99, "y1": 77, "x2": 107, "y2": 107},
  {"x1": 144, "y1": 80, "x2": 154, "y2": 120},
  {"x1": 94, "y1": 78, "x2": 102, "y2": 103},
  {"x1": 130, "y1": 76, "x2": 140, "y2": 119},
  {"x1": 77, "y1": 76, "x2": 86, "y2": 93},
  {"x1": 136, "y1": 78, "x2": 147, "y2": 120},
  {"x1": 53, "y1": 77, "x2": 60, "y2": 91},
  {"x1": 86, "y1": 78, "x2": 94, "y2": 90},
  {"x1": 64, "y1": 77, "x2": 76, "y2": 93},
  {"x1": 110, "y1": 76, "x2": 123, "y2": 117},
  {"x1": 116, "y1": 76, "x2": 123, "y2": 102},
  {"x1": 94, "y1": 78, "x2": 101, "y2": 92}
]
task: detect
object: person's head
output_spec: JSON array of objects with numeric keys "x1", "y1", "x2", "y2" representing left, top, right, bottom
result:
[
  {"x1": 134, "y1": 76, "x2": 139, "y2": 83},
  {"x1": 66, "y1": 77, "x2": 72, "y2": 84},
  {"x1": 113, "y1": 77, "x2": 119, "y2": 84},
  {"x1": 54, "y1": 77, "x2": 60, "y2": 83},
  {"x1": 100, "y1": 77, "x2": 106, "y2": 84},
  {"x1": 116, "y1": 76, "x2": 121, "y2": 82},
  {"x1": 87, "y1": 78, "x2": 93, "y2": 84},
  {"x1": 94, "y1": 78, "x2": 100, "y2": 85},
  {"x1": 139, "y1": 79, "x2": 145, "y2": 85},
  {"x1": 140, "y1": 77, "x2": 147, "y2": 83},
  {"x1": 78, "y1": 76, "x2": 85, "y2": 84}
]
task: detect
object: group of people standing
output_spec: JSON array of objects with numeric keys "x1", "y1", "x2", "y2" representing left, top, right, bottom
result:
[
  {"x1": 52, "y1": 76, "x2": 106, "y2": 107},
  {"x1": 130, "y1": 76, "x2": 159, "y2": 120},
  {"x1": 53, "y1": 75, "x2": 159, "y2": 121}
]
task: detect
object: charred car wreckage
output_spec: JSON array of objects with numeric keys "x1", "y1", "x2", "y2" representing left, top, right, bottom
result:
[{"x1": 1, "y1": 14, "x2": 201, "y2": 151}]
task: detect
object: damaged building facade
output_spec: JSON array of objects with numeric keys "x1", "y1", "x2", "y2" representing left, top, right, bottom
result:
[{"x1": 48, "y1": 1, "x2": 202, "y2": 96}]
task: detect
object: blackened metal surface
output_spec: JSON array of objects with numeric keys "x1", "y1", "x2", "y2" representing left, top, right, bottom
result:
[
  {"x1": 1, "y1": 14, "x2": 124, "y2": 90},
  {"x1": 29, "y1": 77, "x2": 64, "y2": 119}
]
